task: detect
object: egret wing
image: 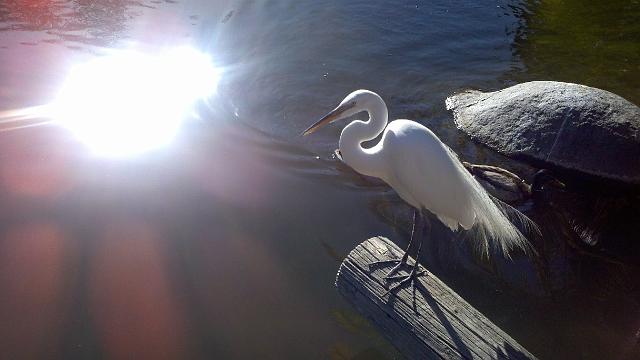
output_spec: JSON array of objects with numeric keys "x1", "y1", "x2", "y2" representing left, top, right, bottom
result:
[{"x1": 382, "y1": 120, "x2": 476, "y2": 229}]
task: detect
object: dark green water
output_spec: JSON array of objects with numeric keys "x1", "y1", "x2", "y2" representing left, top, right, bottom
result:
[
  {"x1": 510, "y1": 0, "x2": 640, "y2": 105},
  {"x1": 0, "y1": 1, "x2": 638, "y2": 359}
]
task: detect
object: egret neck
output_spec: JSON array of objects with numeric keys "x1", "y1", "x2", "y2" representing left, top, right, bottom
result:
[{"x1": 338, "y1": 94, "x2": 388, "y2": 179}]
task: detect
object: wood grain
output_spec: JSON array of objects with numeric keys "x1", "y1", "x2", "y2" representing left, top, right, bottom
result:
[{"x1": 335, "y1": 236, "x2": 537, "y2": 360}]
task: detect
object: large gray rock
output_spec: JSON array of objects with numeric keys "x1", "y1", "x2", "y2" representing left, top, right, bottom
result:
[{"x1": 446, "y1": 81, "x2": 640, "y2": 185}]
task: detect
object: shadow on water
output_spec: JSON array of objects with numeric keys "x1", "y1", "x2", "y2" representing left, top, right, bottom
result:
[{"x1": 496, "y1": 342, "x2": 532, "y2": 360}]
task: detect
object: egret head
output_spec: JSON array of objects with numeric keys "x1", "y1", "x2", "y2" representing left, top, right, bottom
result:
[{"x1": 302, "y1": 90, "x2": 381, "y2": 136}]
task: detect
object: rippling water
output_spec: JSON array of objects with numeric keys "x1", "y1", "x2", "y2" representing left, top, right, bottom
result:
[{"x1": 0, "y1": 1, "x2": 639, "y2": 359}]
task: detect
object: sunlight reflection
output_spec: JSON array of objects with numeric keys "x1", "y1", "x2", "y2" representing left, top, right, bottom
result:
[
  {"x1": 0, "y1": 221, "x2": 69, "y2": 358},
  {"x1": 89, "y1": 219, "x2": 188, "y2": 359},
  {"x1": 52, "y1": 47, "x2": 219, "y2": 157},
  {"x1": 0, "y1": 128, "x2": 73, "y2": 198}
]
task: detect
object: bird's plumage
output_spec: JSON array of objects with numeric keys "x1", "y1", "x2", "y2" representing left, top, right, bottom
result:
[
  {"x1": 379, "y1": 120, "x2": 476, "y2": 229},
  {"x1": 305, "y1": 89, "x2": 537, "y2": 257}
]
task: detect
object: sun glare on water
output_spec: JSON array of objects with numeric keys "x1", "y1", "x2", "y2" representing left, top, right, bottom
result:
[{"x1": 52, "y1": 47, "x2": 219, "y2": 157}]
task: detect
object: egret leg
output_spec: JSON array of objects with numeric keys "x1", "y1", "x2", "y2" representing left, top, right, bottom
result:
[
  {"x1": 383, "y1": 217, "x2": 431, "y2": 298},
  {"x1": 367, "y1": 209, "x2": 421, "y2": 278},
  {"x1": 383, "y1": 210, "x2": 423, "y2": 278}
]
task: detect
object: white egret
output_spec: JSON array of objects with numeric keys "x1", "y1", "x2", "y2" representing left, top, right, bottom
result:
[{"x1": 303, "y1": 90, "x2": 537, "y2": 293}]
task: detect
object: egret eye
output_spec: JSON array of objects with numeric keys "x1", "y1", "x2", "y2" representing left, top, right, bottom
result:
[{"x1": 52, "y1": 47, "x2": 219, "y2": 157}]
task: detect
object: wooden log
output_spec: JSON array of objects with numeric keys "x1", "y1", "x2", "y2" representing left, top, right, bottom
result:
[{"x1": 335, "y1": 236, "x2": 537, "y2": 360}]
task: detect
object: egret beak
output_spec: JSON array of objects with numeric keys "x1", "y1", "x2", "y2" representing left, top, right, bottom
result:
[
  {"x1": 301, "y1": 101, "x2": 355, "y2": 136},
  {"x1": 334, "y1": 149, "x2": 343, "y2": 161}
]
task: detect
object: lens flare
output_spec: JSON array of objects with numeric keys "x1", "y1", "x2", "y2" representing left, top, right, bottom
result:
[{"x1": 52, "y1": 47, "x2": 219, "y2": 157}]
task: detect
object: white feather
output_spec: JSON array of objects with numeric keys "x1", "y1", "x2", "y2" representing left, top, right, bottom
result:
[{"x1": 323, "y1": 90, "x2": 537, "y2": 258}]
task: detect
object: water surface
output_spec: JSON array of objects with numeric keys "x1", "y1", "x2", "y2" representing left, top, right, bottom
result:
[{"x1": 0, "y1": 1, "x2": 639, "y2": 359}]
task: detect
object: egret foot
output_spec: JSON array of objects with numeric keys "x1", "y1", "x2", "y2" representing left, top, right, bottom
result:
[
  {"x1": 386, "y1": 269, "x2": 427, "y2": 281},
  {"x1": 369, "y1": 209, "x2": 423, "y2": 277},
  {"x1": 367, "y1": 256, "x2": 411, "y2": 279},
  {"x1": 382, "y1": 268, "x2": 427, "y2": 297},
  {"x1": 383, "y1": 257, "x2": 418, "y2": 279},
  {"x1": 383, "y1": 230, "x2": 426, "y2": 298}
]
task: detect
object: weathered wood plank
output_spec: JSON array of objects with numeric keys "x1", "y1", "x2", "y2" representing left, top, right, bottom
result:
[{"x1": 335, "y1": 236, "x2": 537, "y2": 360}]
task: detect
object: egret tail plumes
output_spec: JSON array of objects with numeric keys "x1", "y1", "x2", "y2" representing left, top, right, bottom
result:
[{"x1": 448, "y1": 150, "x2": 538, "y2": 258}]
